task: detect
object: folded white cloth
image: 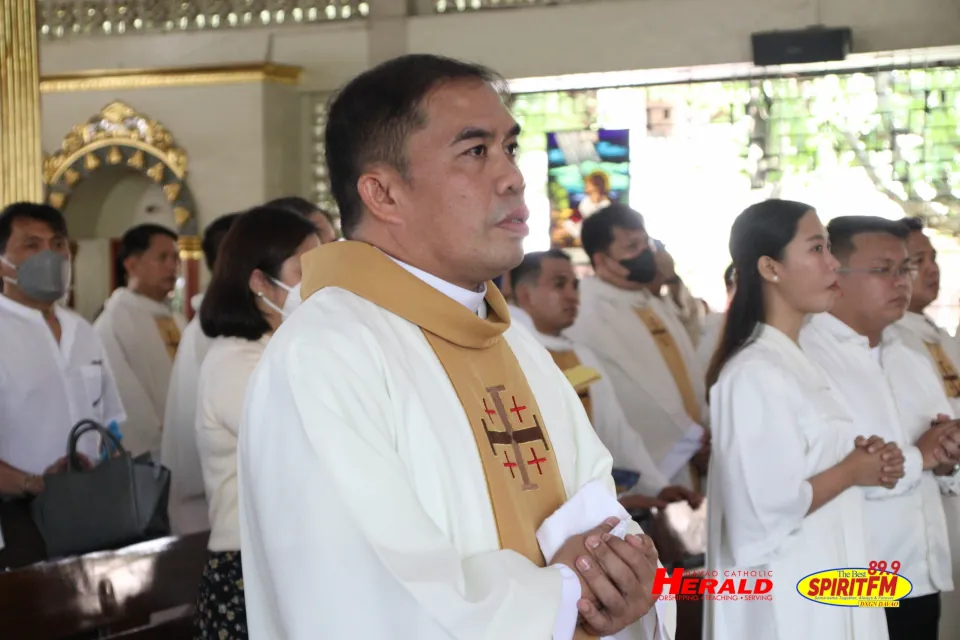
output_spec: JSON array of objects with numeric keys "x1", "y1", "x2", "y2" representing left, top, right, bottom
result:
[{"x1": 537, "y1": 478, "x2": 632, "y2": 562}]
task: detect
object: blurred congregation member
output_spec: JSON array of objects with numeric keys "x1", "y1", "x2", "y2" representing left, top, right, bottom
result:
[
  {"x1": 239, "y1": 55, "x2": 671, "y2": 639},
  {"x1": 94, "y1": 224, "x2": 182, "y2": 457},
  {"x1": 512, "y1": 250, "x2": 701, "y2": 510},
  {"x1": 648, "y1": 247, "x2": 703, "y2": 348},
  {"x1": 568, "y1": 204, "x2": 709, "y2": 492},
  {"x1": 894, "y1": 216, "x2": 960, "y2": 639},
  {"x1": 193, "y1": 206, "x2": 320, "y2": 638},
  {"x1": 801, "y1": 216, "x2": 960, "y2": 640},
  {"x1": 705, "y1": 200, "x2": 897, "y2": 640},
  {"x1": 162, "y1": 212, "x2": 240, "y2": 535},
  {"x1": 696, "y1": 263, "x2": 735, "y2": 374},
  {"x1": 0, "y1": 203, "x2": 124, "y2": 496},
  {"x1": 266, "y1": 195, "x2": 338, "y2": 244}
]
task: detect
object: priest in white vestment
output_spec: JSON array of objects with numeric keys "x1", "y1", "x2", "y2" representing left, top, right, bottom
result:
[
  {"x1": 162, "y1": 213, "x2": 240, "y2": 534},
  {"x1": 567, "y1": 205, "x2": 708, "y2": 491},
  {"x1": 510, "y1": 249, "x2": 701, "y2": 508},
  {"x1": 800, "y1": 216, "x2": 960, "y2": 640},
  {"x1": 238, "y1": 55, "x2": 673, "y2": 640},
  {"x1": 95, "y1": 224, "x2": 183, "y2": 458},
  {"x1": 893, "y1": 217, "x2": 960, "y2": 639}
]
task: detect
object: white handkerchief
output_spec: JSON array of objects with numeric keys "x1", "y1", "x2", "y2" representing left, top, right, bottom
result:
[
  {"x1": 536, "y1": 478, "x2": 631, "y2": 563},
  {"x1": 658, "y1": 423, "x2": 705, "y2": 481}
]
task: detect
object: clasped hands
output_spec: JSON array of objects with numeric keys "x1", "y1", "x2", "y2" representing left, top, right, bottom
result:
[
  {"x1": 550, "y1": 517, "x2": 658, "y2": 636},
  {"x1": 926, "y1": 415, "x2": 960, "y2": 475}
]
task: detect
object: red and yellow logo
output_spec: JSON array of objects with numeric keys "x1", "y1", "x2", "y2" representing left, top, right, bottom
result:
[
  {"x1": 797, "y1": 562, "x2": 912, "y2": 608},
  {"x1": 653, "y1": 568, "x2": 773, "y2": 601}
]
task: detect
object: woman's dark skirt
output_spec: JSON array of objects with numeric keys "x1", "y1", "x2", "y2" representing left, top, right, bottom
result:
[{"x1": 194, "y1": 550, "x2": 248, "y2": 639}]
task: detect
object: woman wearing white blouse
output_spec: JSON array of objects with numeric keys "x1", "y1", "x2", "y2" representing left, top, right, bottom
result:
[
  {"x1": 193, "y1": 206, "x2": 320, "y2": 639},
  {"x1": 702, "y1": 200, "x2": 904, "y2": 640}
]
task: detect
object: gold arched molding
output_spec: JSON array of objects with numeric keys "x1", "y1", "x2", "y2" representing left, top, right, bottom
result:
[{"x1": 43, "y1": 101, "x2": 199, "y2": 239}]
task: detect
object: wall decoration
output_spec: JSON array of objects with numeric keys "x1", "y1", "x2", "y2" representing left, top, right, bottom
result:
[{"x1": 546, "y1": 128, "x2": 630, "y2": 249}]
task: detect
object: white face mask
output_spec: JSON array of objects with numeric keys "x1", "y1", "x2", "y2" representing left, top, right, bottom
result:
[{"x1": 259, "y1": 277, "x2": 302, "y2": 319}]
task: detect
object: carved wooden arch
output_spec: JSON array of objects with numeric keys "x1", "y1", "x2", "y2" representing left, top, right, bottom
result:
[{"x1": 42, "y1": 101, "x2": 199, "y2": 241}]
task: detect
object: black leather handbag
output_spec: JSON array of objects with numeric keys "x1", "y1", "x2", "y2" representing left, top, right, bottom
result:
[{"x1": 30, "y1": 419, "x2": 171, "y2": 558}]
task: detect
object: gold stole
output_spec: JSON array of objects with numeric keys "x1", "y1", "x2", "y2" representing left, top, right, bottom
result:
[
  {"x1": 925, "y1": 341, "x2": 960, "y2": 399},
  {"x1": 302, "y1": 243, "x2": 595, "y2": 638},
  {"x1": 550, "y1": 350, "x2": 593, "y2": 420},
  {"x1": 634, "y1": 306, "x2": 702, "y2": 490},
  {"x1": 154, "y1": 317, "x2": 181, "y2": 360}
]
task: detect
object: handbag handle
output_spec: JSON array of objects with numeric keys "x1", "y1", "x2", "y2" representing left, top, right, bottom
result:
[{"x1": 66, "y1": 419, "x2": 126, "y2": 472}]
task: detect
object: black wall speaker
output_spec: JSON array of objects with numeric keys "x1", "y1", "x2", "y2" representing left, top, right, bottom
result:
[{"x1": 751, "y1": 27, "x2": 853, "y2": 66}]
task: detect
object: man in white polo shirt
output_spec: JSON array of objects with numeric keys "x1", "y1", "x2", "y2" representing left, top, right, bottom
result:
[
  {"x1": 0, "y1": 203, "x2": 125, "y2": 498},
  {"x1": 800, "y1": 215, "x2": 960, "y2": 640}
]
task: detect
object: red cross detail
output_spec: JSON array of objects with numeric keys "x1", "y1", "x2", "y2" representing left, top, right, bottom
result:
[
  {"x1": 502, "y1": 451, "x2": 518, "y2": 478},
  {"x1": 509, "y1": 396, "x2": 527, "y2": 423},
  {"x1": 483, "y1": 398, "x2": 497, "y2": 423},
  {"x1": 527, "y1": 447, "x2": 547, "y2": 475}
]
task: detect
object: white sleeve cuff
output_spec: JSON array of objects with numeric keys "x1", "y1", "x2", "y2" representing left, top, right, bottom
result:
[
  {"x1": 552, "y1": 564, "x2": 582, "y2": 640},
  {"x1": 537, "y1": 478, "x2": 632, "y2": 562}
]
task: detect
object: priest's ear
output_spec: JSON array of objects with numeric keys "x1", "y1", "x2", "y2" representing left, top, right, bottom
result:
[
  {"x1": 756, "y1": 256, "x2": 782, "y2": 284},
  {"x1": 356, "y1": 164, "x2": 406, "y2": 227}
]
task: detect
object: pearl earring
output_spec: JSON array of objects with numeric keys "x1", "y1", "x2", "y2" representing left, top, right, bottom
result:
[{"x1": 772, "y1": 276, "x2": 780, "y2": 282}]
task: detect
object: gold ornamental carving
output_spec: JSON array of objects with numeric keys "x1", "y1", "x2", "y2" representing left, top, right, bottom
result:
[
  {"x1": 43, "y1": 101, "x2": 187, "y2": 184},
  {"x1": 44, "y1": 101, "x2": 198, "y2": 236}
]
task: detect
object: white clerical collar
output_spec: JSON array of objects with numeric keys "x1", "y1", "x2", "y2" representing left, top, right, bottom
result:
[
  {"x1": 900, "y1": 310, "x2": 940, "y2": 338},
  {"x1": 810, "y1": 312, "x2": 902, "y2": 349},
  {"x1": 0, "y1": 293, "x2": 68, "y2": 325},
  {"x1": 580, "y1": 275, "x2": 651, "y2": 307},
  {"x1": 385, "y1": 254, "x2": 487, "y2": 315},
  {"x1": 534, "y1": 329, "x2": 574, "y2": 352}
]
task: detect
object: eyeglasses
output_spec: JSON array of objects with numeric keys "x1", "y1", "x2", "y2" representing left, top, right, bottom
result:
[{"x1": 837, "y1": 264, "x2": 918, "y2": 281}]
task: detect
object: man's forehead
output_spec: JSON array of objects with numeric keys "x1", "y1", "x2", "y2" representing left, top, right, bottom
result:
[
  {"x1": 851, "y1": 232, "x2": 908, "y2": 259},
  {"x1": 11, "y1": 218, "x2": 61, "y2": 239},
  {"x1": 541, "y1": 257, "x2": 574, "y2": 277},
  {"x1": 421, "y1": 80, "x2": 515, "y2": 135},
  {"x1": 613, "y1": 226, "x2": 648, "y2": 243}
]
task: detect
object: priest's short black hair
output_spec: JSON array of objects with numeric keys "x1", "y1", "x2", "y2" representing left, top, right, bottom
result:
[
  {"x1": 899, "y1": 216, "x2": 925, "y2": 233},
  {"x1": 827, "y1": 216, "x2": 910, "y2": 263},
  {"x1": 0, "y1": 202, "x2": 68, "y2": 254},
  {"x1": 580, "y1": 204, "x2": 646, "y2": 265},
  {"x1": 115, "y1": 223, "x2": 177, "y2": 287},
  {"x1": 202, "y1": 213, "x2": 242, "y2": 272},
  {"x1": 510, "y1": 250, "x2": 571, "y2": 291},
  {"x1": 201, "y1": 206, "x2": 318, "y2": 341},
  {"x1": 325, "y1": 54, "x2": 505, "y2": 238}
]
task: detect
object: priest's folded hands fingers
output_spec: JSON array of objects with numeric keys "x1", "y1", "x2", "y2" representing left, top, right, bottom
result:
[
  {"x1": 575, "y1": 533, "x2": 657, "y2": 635},
  {"x1": 937, "y1": 425, "x2": 960, "y2": 461},
  {"x1": 854, "y1": 435, "x2": 885, "y2": 454}
]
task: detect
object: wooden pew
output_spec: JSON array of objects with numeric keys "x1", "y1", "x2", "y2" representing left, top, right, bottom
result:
[{"x1": 0, "y1": 531, "x2": 208, "y2": 640}]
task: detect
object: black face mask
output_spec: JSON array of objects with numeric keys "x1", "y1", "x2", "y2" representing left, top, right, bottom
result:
[{"x1": 620, "y1": 250, "x2": 658, "y2": 284}]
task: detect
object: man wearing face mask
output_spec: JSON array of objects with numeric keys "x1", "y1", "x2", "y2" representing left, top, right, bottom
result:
[
  {"x1": 0, "y1": 203, "x2": 125, "y2": 545},
  {"x1": 567, "y1": 205, "x2": 709, "y2": 492}
]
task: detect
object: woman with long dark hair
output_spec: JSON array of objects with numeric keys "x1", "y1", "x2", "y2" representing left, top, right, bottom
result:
[
  {"x1": 192, "y1": 206, "x2": 320, "y2": 639},
  {"x1": 703, "y1": 200, "x2": 901, "y2": 640}
]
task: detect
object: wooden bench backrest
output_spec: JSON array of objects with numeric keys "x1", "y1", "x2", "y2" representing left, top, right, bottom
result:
[{"x1": 0, "y1": 532, "x2": 208, "y2": 639}]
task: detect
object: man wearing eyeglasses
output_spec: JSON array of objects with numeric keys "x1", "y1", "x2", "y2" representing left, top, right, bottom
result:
[
  {"x1": 894, "y1": 216, "x2": 960, "y2": 640},
  {"x1": 800, "y1": 215, "x2": 960, "y2": 640}
]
